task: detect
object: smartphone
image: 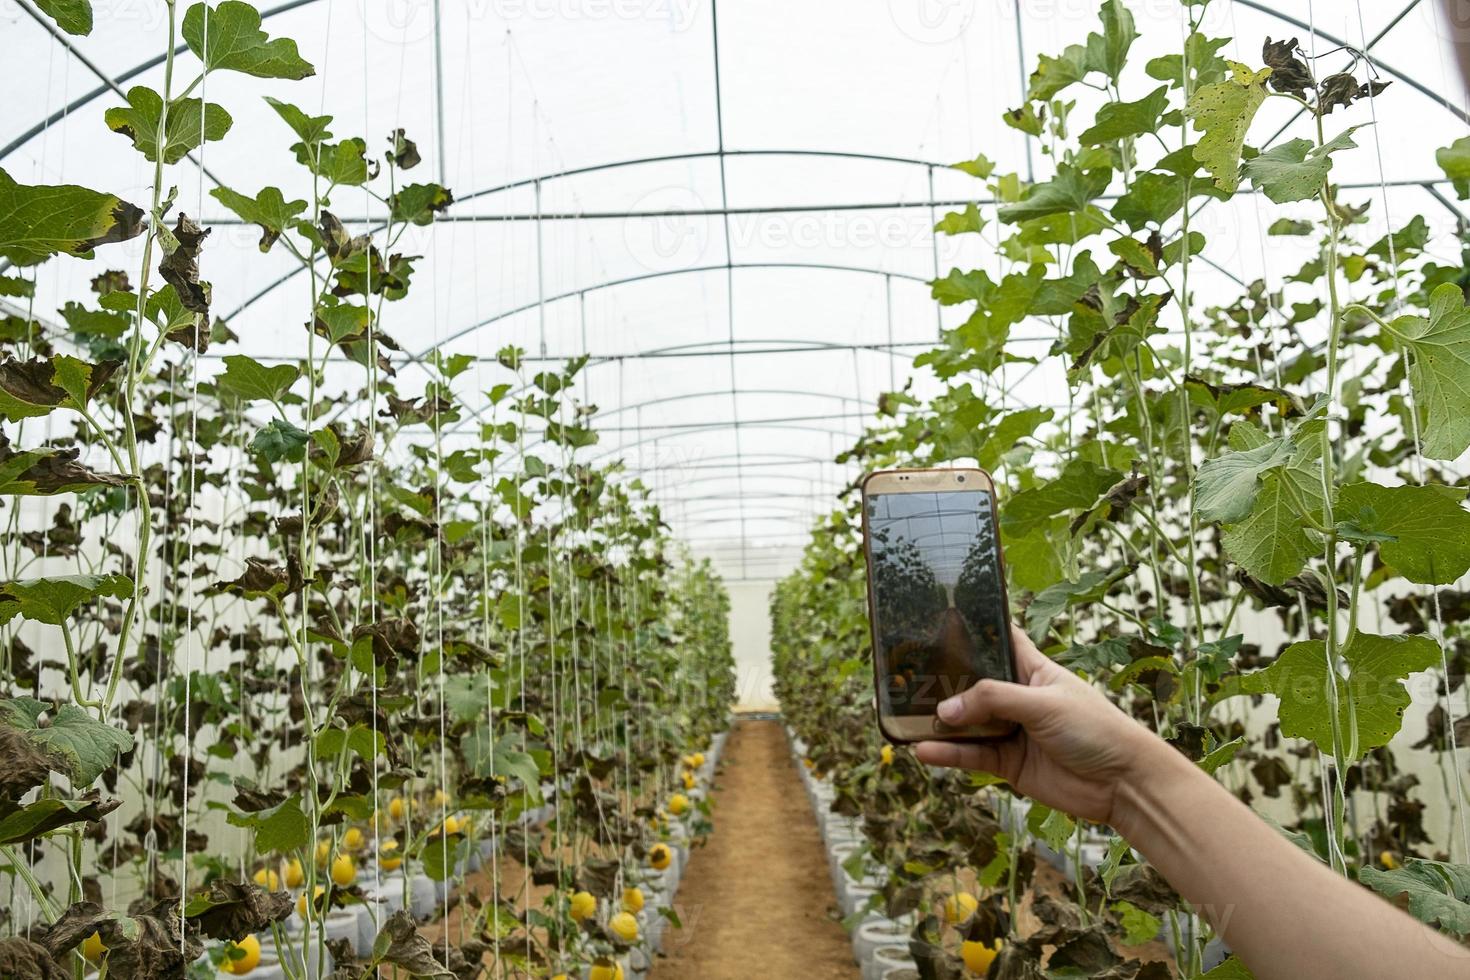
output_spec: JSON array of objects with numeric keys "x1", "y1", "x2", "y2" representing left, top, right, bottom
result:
[{"x1": 860, "y1": 467, "x2": 1016, "y2": 743}]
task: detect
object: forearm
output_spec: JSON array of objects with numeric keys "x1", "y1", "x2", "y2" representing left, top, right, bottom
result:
[{"x1": 1112, "y1": 739, "x2": 1470, "y2": 980}]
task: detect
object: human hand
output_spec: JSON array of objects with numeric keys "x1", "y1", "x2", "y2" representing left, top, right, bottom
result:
[{"x1": 913, "y1": 624, "x2": 1164, "y2": 826}]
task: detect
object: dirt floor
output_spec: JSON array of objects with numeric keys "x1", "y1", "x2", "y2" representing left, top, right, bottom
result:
[{"x1": 649, "y1": 717, "x2": 859, "y2": 980}]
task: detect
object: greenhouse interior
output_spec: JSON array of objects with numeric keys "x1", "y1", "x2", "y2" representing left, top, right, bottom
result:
[{"x1": 9, "y1": 0, "x2": 1470, "y2": 976}]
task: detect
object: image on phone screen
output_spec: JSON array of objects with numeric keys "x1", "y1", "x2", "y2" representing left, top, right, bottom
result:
[{"x1": 867, "y1": 489, "x2": 1013, "y2": 717}]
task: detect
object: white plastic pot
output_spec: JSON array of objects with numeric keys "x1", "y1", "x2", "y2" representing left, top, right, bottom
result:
[
  {"x1": 842, "y1": 883, "x2": 880, "y2": 920},
  {"x1": 825, "y1": 813, "x2": 862, "y2": 841},
  {"x1": 864, "y1": 944, "x2": 916, "y2": 980},
  {"x1": 408, "y1": 873, "x2": 438, "y2": 920},
  {"x1": 827, "y1": 841, "x2": 862, "y2": 894},
  {"x1": 365, "y1": 873, "x2": 408, "y2": 916},
  {"x1": 852, "y1": 917, "x2": 911, "y2": 964},
  {"x1": 354, "y1": 898, "x2": 388, "y2": 956},
  {"x1": 840, "y1": 873, "x2": 886, "y2": 913},
  {"x1": 880, "y1": 969, "x2": 920, "y2": 980}
]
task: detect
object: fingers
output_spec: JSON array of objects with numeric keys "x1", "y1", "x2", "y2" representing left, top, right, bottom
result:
[
  {"x1": 937, "y1": 676, "x2": 1054, "y2": 730},
  {"x1": 913, "y1": 738, "x2": 1003, "y2": 773},
  {"x1": 1009, "y1": 623, "x2": 1055, "y2": 684}
]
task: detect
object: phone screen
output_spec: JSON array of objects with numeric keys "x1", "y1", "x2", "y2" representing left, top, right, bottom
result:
[{"x1": 867, "y1": 488, "x2": 1013, "y2": 718}]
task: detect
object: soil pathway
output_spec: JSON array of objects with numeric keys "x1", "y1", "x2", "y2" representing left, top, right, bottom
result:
[{"x1": 650, "y1": 717, "x2": 858, "y2": 979}]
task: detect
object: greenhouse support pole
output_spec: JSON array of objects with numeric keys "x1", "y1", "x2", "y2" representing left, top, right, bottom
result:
[
  {"x1": 432, "y1": 0, "x2": 448, "y2": 186},
  {"x1": 1012, "y1": 0, "x2": 1034, "y2": 182},
  {"x1": 928, "y1": 164, "x2": 942, "y2": 340},
  {"x1": 709, "y1": 0, "x2": 748, "y2": 579},
  {"x1": 885, "y1": 273, "x2": 897, "y2": 393},
  {"x1": 536, "y1": 178, "x2": 547, "y2": 357}
]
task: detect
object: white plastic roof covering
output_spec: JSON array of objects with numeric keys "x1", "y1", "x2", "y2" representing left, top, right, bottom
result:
[{"x1": 4, "y1": 0, "x2": 1469, "y2": 581}]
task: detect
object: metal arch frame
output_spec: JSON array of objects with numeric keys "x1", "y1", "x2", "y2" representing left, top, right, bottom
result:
[
  {"x1": 451, "y1": 388, "x2": 875, "y2": 473},
  {"x1": 645, "y1": 478, "x2": 851, "y2": 505},
  {"x1": 8, "y1": 0, "x2": 1459, "y2": 171},
  {"x1": 12, "y1": 0, "x2": 1449, "y2": 336},
  {"x1": 447, "y1": 386, "x2": 869, "y2": 442},
  {"x1": 11, "y1": 0, "x2": 1453, "y2": 568},
  {"x1": 408, "y1": 261, "x2": 935, "y2": 360},
  {"x1": 582, "y1": 420, "x2": 868, "y2": 465}
]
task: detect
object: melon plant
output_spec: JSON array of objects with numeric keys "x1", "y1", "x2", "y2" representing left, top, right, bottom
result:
[
  {"x1": 0, "y1": 3, "x2": 734, "y2": 978},
  {"x1": 776, "y1": 2, "x2": 1470, "y2": 976}
]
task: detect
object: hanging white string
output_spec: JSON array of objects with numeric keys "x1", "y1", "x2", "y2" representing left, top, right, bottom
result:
[{"x1": 178, "y1": 5, "x2": 210, "y2": 948}]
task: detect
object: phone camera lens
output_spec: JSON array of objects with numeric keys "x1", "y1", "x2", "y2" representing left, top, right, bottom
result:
[{"x1": 957, "y1": 475, "x2": 966, "y2": 482}]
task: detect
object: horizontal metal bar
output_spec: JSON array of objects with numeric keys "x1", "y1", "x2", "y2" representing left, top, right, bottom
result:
[{"x1": 196, "y1": 177, "x2": 1460, "y2": 225}]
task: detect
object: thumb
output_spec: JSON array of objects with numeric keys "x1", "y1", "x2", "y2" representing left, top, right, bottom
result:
[{"x1": 936, "y1": 678, "x2": 1054, "y2": 730}]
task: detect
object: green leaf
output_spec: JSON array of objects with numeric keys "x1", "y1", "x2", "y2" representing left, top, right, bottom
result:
[
  {"x1": 0, "y1": 355, "x2": 117, "y2": 421},
  {"x1": 1025, "y1": 570, "x2": 1113, "y2": 642},
  {"x1": 1199, "y1": 958, "x2": 1256, "y2": 980},
  {"x1": 1028, "y1": 45, "x2": 1089, "y2": 101},
  {"x1": 998, "y1": 165, "x2": 1109, "y2": 224},
  {"x1": 1437, "y1": 136, "x2": 1470, "y2": 199},
  {"x1": 1002, "y1": 459, "x2": 1120, "y2": 536},
  {"x1": 1005, "y1": 522, "x2": 1066, "y2": 594},
  {"x1": 1359, "y1": 859, "x2": 1470, "y2": 936},
  {"x1": 977, "y1": 834, "x2": 1011, "y2": 888},
  {"x1": 1217, "y1": 632, "x2": 1439, "y2": 762},
  {"x1": 315, "y1": 723, "x2": 384, "y2": 763},
  {"x1": 931, "y1": 268, "x2": 992, "y2": 306},
  {"x1": 1112, "y1": 171, "x2": 1184, "y2": 229},
  {"x1": 1147, "y1": 32, "x2": 1230, "y2": 90},
  {"x1": 1111, "y1": 901, "x2": 1160, "y2": 946},
  {"x1": 250, "y1": 418, "x2": 308, "y2": 463},
  {"x1": 1084, "y1": 0, "x2": 1137, "y2": 82},
  {"x1": 1268, "y1": 217, "x2": 1314, "y2": 236},
  {"x1": 104, "y1": 87, "x2": 232, "y2": 165},
  {"x1": 1221, "y1": 473, "x2": 1314, "y2": 585},
  {"x1": 226, "y1": 794, "x2": 310, "y2": 855},
  {"x1": 1384, "y1": 282, "x2": 1470, "y2": 459},
  {"x1": 0, "y1": 275, "x2": 34, "y2": 299},
  {"x1": 34, "y1": 0, "x2": 92, "y2": 34},
  {"x1": 1335, "y1": 482, "x2": 1470, "y2": 585},
  {"x1": 1197, "y1": 736, "x2": 1245, "y2": 775},
  {"x1": 265, "y1": 97, "x2": 333, "y2": 145},
  {"x1": 951, "y1": 154, "x2": 995, "y2": 179},
  {"x1": 1099, "y1": 837, "x2": 1131, "y2": 894},
  {"x1": 1079, "y1": 86, "x2": 1170, "y2": 145},
  {"x1": 0, "y1": 573, "x2": 133, "y2": 626},
  {"x1": 1026, "y1": 803, "x2": 1075, "y2": 852},
  {"x1": 1186, "y1": 62, "x2": 1272, "y2": 193},
  {"x1": 297, "y1": 138, "x2": 369, "y2": 187},
  {"x1": 0, "y1": 168, "x2": 145, "y2": 267},
  {"x1": 183, "y1": 1, "x2": 315, "y2": 79},
  {"x1": 0, "y1": 797, "x2": 118, "y2": 845},
  {"x1": 210, "y1": 186, "x2": 306, "y2": 251},
  {"x1": 974, "y1": 406, "x2": 1053, "y2": 473},
  {"x1": 0, "y1": 698, "x2": 133, "y2": 786},
  {"x1": 389, "y1": 183, "x2": 453, "y2": 226},
  {"x1": 1219, "y1": 421, "x2": 1322, "y2": 585},
  {"x1": 933, "y1": 203, "x2": 986, "y2": 236},
  {"x1": 1242, "y1": 128, "x2": 1360, "y2": 204},
  {"x1": 216, "y1": 354, "x2": 299, "y2": 404},
  {"x1": 1194, "y1": 437, "x2": 1293, "y2": 524},
  {"x1": 443, "y1": 672, "x2": 496, "y2": 724}
]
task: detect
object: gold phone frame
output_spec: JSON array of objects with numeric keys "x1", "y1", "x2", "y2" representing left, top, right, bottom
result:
[{"x1": 860, "y1": 466, "x2": 1016, "y2": 743}]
